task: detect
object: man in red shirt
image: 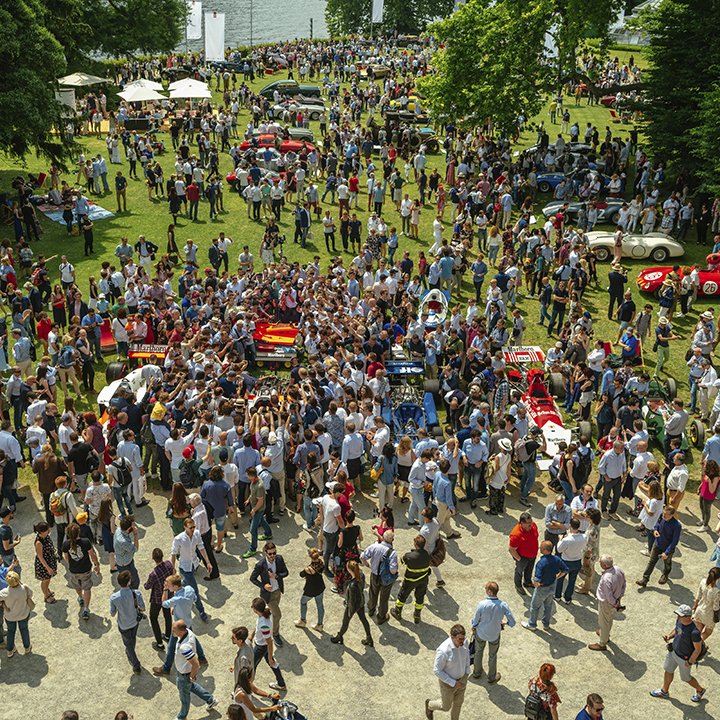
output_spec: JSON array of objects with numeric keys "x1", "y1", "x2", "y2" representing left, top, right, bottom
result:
[
  {"x1": 508, "y1": 512, "x2": 539, "y2": 595},
  {"x1": 348, "y1": 172, "x2": 360, "y2": 209},
  {"x1": 186, "y1": 180, "x2": 200, "y2": 221}
]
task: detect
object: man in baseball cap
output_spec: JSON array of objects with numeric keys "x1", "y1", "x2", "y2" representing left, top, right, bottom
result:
[{"x1": 650, "y1": 603, "x2": 706, "y2": 701}]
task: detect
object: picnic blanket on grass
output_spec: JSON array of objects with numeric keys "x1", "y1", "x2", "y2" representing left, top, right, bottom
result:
[{"x1": 41, "y1": 201, "x2": 115, "y2": 223}]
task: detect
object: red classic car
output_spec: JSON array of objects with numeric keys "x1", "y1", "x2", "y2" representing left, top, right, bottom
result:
[
  {"x1": 637, "y1": 258, "x2": 720, "y2": 297},
  {"x1": 239, "y1": 134, "x2": 315, "y2": 154}
]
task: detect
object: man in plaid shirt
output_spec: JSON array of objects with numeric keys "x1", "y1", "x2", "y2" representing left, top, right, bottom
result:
[{"x1": 144, "y1": 548, "x2": 174, "y2": 651}]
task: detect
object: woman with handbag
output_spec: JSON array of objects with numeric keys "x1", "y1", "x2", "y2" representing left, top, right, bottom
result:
[
  {"x1": 691, "y1": 567, "x2": 720, "y2": 641},
  {"x1": 0, "y1": 570, "x2": 34, "y2": 656},
  {"x1": 421, "y1": 506, "x2": 446, "y2": 587},
  {"x1": 372, "y1": 442, "x2": 398, "y2": 511},
  {"x1": 333, "y1": 509, "x2": 362, "y2": 595}
]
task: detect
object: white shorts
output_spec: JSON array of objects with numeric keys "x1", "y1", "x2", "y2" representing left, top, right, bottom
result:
[{"x1": 663, "y1": 650, "x2": 693, "y2": 683}]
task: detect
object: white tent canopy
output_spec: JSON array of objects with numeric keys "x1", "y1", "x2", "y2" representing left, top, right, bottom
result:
[
  {"x1": 168, "y1": 77, "x2": 210, "y2": 92},
  {"x1": 124, "y1": 78, "x2": 163, "y2": 91},
  {"x1": 118, "y1": 86, "x2": 166, "y2": 103},
  {"x1": 58, "y1": 72, "x2": 106, "y2": 87},
  {"x1": 169, "y1": 86, "x2": 212, "y2": 99}
]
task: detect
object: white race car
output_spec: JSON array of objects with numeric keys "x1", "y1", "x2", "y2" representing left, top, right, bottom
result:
[{"x1": 586, "y1": 231, "x2": 685, "y2": 263}]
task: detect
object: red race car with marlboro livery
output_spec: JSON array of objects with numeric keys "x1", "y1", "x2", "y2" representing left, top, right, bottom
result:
[{"x1": 637, "y1": 254, "x2": 720, "y2": 297}]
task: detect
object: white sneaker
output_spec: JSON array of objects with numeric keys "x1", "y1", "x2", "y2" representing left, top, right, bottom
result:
[
  {"x1": 206, "y1": 698, "x2": 219, "y2": 712},
  {"x1": 640, "y1": 549, "x2": 651, "y2": 556},
  {"x1": 697, "y1": 520, "x2": 705, "y2": 526}
]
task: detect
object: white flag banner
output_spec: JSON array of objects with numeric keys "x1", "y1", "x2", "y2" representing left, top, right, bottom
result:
[
  {"x1": 186, "y1": 1, "x2": 202, "y2": 40},
  {"x1": 372, "y1": 0, "x2": 384, "y2": 24},
  {"x1": 204, "y1": 12, "x2": 225, "y2": 62}
]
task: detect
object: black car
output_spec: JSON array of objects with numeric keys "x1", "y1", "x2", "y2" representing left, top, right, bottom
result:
[{"x1": 209, "y1": 60, "x2": 245, "y2": 73}]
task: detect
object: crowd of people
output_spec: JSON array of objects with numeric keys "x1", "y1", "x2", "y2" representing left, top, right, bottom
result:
[{"x1": 1, "y1": 33, "x2": 719, "y2": 720}]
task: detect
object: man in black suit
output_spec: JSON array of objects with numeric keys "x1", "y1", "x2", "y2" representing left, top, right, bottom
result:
[{"x1": 250, "y1": 541, "x2": 288, "y2": 647}]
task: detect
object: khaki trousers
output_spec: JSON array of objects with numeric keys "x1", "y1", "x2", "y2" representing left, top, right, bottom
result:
[
  {"x1": 598, "y1": 599, "x2": 614, "y2": 645},
  {"x1": 429, "y1": 674, "x2": 468, "y2": 720},
  {"x1": 58, "y1": 366, "x2": 83, "y2": 396},
  {"x1": 436, "y1": 500, "x2": 454, "y2": 537},
  {"x1": 268, "y1": 589, "x2": 282, "y2": 636}
]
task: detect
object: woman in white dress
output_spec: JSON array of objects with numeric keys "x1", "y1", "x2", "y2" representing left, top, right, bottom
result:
[
  {"x1": 628, "y1": 194, "x2": 643, "y2": 232},
  {"x1": 692, "y1": 567, "x2": 720, "y2": 641},
  {"x1": 112, "y1": 134, "x2": 121, "y2": 164}
]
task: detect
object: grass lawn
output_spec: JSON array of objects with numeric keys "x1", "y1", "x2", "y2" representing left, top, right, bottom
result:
[{"x1": 0, "y1": 45, "x2": 708, "y2": 486}]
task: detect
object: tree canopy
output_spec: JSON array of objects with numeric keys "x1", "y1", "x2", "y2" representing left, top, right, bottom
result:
[
  {"x1": 0, "y1": 0, "x2": 73, "y2": 167},
  {"x1": 325, "y1": 0, "x2": 454, "y2": 37},
  {"x1": 632, "y1": 0, "x2": 720, "y2": 192},
  {"x1": 418, "y1": 0, "x2": 624, "y2": 132}
]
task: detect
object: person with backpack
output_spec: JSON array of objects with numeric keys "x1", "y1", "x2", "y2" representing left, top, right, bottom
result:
[
  {"x1": 50, "y1": 475, "x2": 77, "y2": 553},
  {"x1": 651, "y1": 604, "x2": 707, "y2": 702},
  {"x1": 517, "y1": 427, "x2": 547, "y2": 508},
  {"x1": 66, "y1": 432, "x2": 98, "y2": 496},
  {"x1": 526, "y1": 662, "x2": 561, "y2": 720},
  {"x1": 117, "y1": 428, "x2": 148, "y2": 509},
  {"x1": 56, "y1": 343, "x2": 83, "y2": 400},
  {"x1": 360, "y1": 529, "x2": 398, "y2": 626},
  {"x1": 106, "y1": 446, "x2": 133, "y2": 518}
]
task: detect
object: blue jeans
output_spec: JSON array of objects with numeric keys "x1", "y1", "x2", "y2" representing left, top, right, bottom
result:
[
  {"x1": 547, "y1": 307, "x2": 564, "y2": 335},
  {"x1": 162, "y1": 629, "x2": 207, "y2": 671},
  {"x1": 113, "y1": 485, "x2": 133, "y2": 517},
  {"x1": 323, "y1": 529, "x2": 339, "y2": 571},
  {"x1": 408, "y1": 485, "x2": 425, "y2": 523},
  {"x1": 520, "y1": 462, "x2": 537, "y2": 499},
  {"x1": 488, "y1": 245, "x2": 499, "y2": 265},
  {"x1": 538, "y1": 302, "x2": 550, "y2": 325},
  {"x1": 253, "y1": 642, "x2": 286, "y2": 686},
  {"x1": 250, "y1": 510, "x2": 272, "y2": 552},
  {"x1": 5, "y1": 616, "x2": 30, "y2": 652},
  {"x1": 176, "y1": 672, "x2": 214, "y2": 720},
  {"x1": 527, "y1": 584, "x2": 556, "y2": 628},
  {"x1": 189, "y1": 200, "x2": 198, "y2": 220},
  {"x1": 466, "y1": 464, "x2": 485, "y2": 501},
  {"x1": 559, "y1": 478, "x2": 576, "y2": 505},
  {"x1": 179, "y1": 567, "x2": 205, "y2": 614},
  {"x1": 300, "y1": 593, "x2": 325, "y2": 625},
  {"x1": 689, "y1": 376, "x2": 699, "y2": 414},
  {"x1": 303, "y1": 493, "x2": 318, "y2": 529},
  {"x1": 555, "y1": 559, "x2": 582, "y2": 602}
]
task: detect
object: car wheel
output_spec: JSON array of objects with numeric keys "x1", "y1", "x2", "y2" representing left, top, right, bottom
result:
[
  {"x1": 578, "y1": 421, "x2": 593, "y2": 441},
  {"x1": 664, "y1": 377, "x2": 677, "y2": 401},
  {"x1": 105, "y1": 362, "x2": 127, "y2": 384},
  {"x1": 595, "y1": 247, "x2": 611, "y2": 262},
  {"x1": 427, "y1": 139, "x2": 439, "y2": 153},
  {"x1": 651, "y1": 247, "x2": 669, "y2": 262},
  {"x1": 610, "y1": 212, "x2": 620, "y2": 224},
  {"x1": 310, "y1": 111, "x2": 320, "y2": 121},
  {"x1": 549, "y1": 372, "x2": 565, "y2": 400},
  {"x1": 689, "y1": 419, "x2": 705, "y2": 448},
  {"x1": 538, "y1": 181, "x2": 551, "y2": 193}
]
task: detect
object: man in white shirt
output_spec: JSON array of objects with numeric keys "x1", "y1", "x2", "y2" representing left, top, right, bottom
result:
[
  {"x1": 170, "y1": 620, "x2": 218, "y2": 717},
  {"x1": 554, "y1": 518, "x2": 587, "y2": 603},
  {"x1": 171, "y1": 518, "x2": 213, "y2": 619},
  {"x1": 400, "y1": 194, "x2": 413, "y2": 235},
  {"x1": 318, "y1": 484, "x2": 345, "y2": 574},
  {"x1": 426, "y1": 624, "x2": 471, "y2": 720},
  {"x1": 571, "y1": 484, "x2": 600, "y2": 532}
]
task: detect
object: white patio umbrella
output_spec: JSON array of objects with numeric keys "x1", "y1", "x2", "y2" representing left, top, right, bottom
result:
[
  {"x1": 58, "y1": 72, "x2": 107, "y2": 87},
  {"x1": 169, "y1": 86, "x2": 212, "y2": 99},
  {"x1": 118, "y1": 86, "x2": 166, "y2": 103},
  {"x1": 124, "y1": 78, "x2": 163, "y2": 91},
  {"x1": 168, "y1": 77, "x2": 211, "y2": 92}
]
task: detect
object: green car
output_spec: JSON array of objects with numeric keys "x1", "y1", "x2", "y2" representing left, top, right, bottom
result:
[
  {"x1": 641, "y1": 377, "x2": 704, "y2": 451},
  {"x1": 258, "y1": 80, "x2": 321, "y2": 100}
]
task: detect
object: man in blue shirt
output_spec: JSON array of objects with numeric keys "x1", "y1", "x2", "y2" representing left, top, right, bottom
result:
[
  {"x1": 470, "y1": 581, "x2": 515, "y2": 684},
  {"x1": 439, "y1": 249, "x2": 455, "y2": 293},
  {"x1": 637, "y1": 505, "x2": 682, "y2": 587},
  {"x1": 109, "y1": 569, "x2": 146, "y2": 675},
  {"x1": 433, "y1": 459, "x2": 461, "y2": 540},
  {"x1": 462, "y1": 430, "x2": 489, "y2": 508},
  {"x1": 200, "y1": 466, "x2": 235, "y2": 552},
  {"x1": 232, "y1": 435, "x2": 261, "y2": 513},
  {"x1": 574, "y1": 693, "x2": 605, "y2": 720},
  {"x1": 702, "y1": 424, "x2": 720, "y2": 468},
  {"x1": 521, "y1": 540, "x2": 568, "y2": 630}
]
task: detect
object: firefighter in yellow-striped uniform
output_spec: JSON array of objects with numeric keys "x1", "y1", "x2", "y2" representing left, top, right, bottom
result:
[{"x1": 390, "y1": 535, "x2": 433, "y2": 624}]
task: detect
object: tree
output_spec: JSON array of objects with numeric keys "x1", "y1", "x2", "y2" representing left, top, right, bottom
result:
[
  {"x1": 83, "y1": 0, "x2": 185, "y2": 58},
  {"x1": 41, "y1": 0, "x2": 94, "y2": 70},
  {"x1": 632, "y1": 0, "x2": 720, "y2": 178},
  {"x1": 0, "y1": 0, "x2": 73, "y2": 167},
  {"x1": 418, "y1": 0, "x2": 624, "y2": 132},
  {"x1": 325, "y1": 0, "x2": 453, "y2": 37}
]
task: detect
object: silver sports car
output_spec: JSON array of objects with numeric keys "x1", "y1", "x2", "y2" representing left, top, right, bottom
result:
[{"x1": 586, "y1": 231, "x2": 685, "y2": 263}]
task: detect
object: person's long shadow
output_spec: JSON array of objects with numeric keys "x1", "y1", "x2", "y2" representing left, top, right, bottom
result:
[
  {"x1": 0, "y1": 653, "x2": 49, "y2": 687},
  {"x1": 604, "y1": 640, "x2": 647, "y2": 681},
  {"x1": 482, "y1": 682, "x2": 526, "y2": 716},
  {"x1": 125, "y1": 670, "x2": 164, "y2": 699},
  {"x1": 372, "y1": 618, "x2": 421, "y2": 656},
  {"x1": 429, "y1": 586, "x2": 460, "y2": 623}
]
